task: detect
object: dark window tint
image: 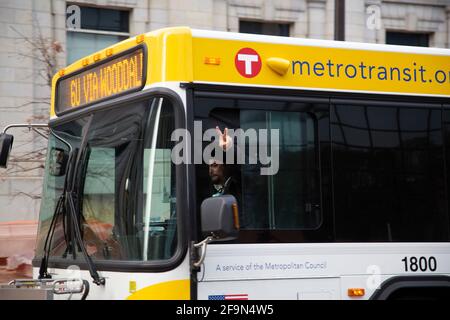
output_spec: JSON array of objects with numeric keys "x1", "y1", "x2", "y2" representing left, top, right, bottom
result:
[
  {"x1": 332, "y1": 103, "x2": 449, "y2": 241},
  {"x1": 240, "y1": 21, "x2": 290, "y2": 37},
  {"x1": 386, "y1": 31, "x2": 429, "y2": 47}
]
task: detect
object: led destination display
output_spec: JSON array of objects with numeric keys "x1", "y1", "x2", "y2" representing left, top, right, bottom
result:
[{"x1": 56, "y1": 47, "x2": 145, "y2": 114}]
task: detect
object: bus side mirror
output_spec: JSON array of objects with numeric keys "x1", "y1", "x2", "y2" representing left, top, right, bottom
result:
[
  {"x1": 49, "y1": 148, "x2": 68, "y2": 177},
  {"x1": 200, "y1": 195, "x2": 239, "y2": 241},
  {"x1": 0, "y1": 133, "x2": 14, "y2": 168}
]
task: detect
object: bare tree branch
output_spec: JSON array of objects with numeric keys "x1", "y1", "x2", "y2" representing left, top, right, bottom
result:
[
  {"x1": 2, "y1": 19, "x2": 63, "y2": 200},
  {"x1": 9, "y1": 19, "x2": 63, "y2": 87}
]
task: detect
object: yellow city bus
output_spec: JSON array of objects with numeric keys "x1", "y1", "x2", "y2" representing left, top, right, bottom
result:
[{"x1": 1, "y1": 26, "x2": 450, "y2": 300}]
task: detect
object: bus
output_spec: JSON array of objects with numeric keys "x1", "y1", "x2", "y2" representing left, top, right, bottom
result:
[{"x1": 1, "y1": 26, "x2": 450, "y2": 300}]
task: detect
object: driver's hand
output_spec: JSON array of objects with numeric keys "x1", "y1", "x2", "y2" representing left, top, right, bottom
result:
[{"x1": 216, "y1": 126, "x2": 232, "y2": 151}]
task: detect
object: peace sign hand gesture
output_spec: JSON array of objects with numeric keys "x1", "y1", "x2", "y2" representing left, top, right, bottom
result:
[{"x1": 216, "y1": 126, "x2": 232, "y2": 151}]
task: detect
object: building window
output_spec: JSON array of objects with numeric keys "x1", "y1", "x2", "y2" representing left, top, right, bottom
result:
[
  {"x1": 386, "y1": 31, "x2": 429, "y2": 47},
  {"x1": 239, "y1": 20, "x2": 290, "y2": 37},
  {"x1": 66, "y1": 6, "x2": 130, "y2": 64}
]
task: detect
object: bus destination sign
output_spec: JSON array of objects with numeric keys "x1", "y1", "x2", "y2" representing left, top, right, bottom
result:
[{"x1": 56, "y1": 47, "x2": 145, "y2": 114}]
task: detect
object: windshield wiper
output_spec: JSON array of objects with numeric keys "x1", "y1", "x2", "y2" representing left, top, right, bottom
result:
[
  {"x1": 38, "y1": 191, "x2": 66, "y2": 279},
  {"x1": 39, "y1": 185, "x2": 105, "y2": 285},
  {"x1": 67, "y1": 115, "x2": 105, "y2": 286}
]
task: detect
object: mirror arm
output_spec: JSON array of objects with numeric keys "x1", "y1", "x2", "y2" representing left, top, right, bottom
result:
[
  {"x1": 3, "y1": 123, "x2": 48, "y2": 138},
  {"x1": 192, "y1": 236, "x2": 214, "y2": 268}
]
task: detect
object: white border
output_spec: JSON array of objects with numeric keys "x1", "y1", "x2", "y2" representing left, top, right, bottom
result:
[{"x1": 192, "y1": 29, "x2": 450, "y2": 56}]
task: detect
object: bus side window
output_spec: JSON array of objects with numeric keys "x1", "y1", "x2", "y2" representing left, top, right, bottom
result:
[
  {"x1": 194, "y1": 100, "x2": 323, "y2": 242},
  {"x1": 332, "y1": 103, "x2": 448, "y2": 242}
]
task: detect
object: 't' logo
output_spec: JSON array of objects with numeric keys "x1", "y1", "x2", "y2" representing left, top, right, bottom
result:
[{"x1": 235, "y1": 48, "x2": 262, "y2": 78}]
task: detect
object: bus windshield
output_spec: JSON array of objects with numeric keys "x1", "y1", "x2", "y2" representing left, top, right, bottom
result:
[{"x1": 36, "y1": 98, "x2": 178, "y2": 262}]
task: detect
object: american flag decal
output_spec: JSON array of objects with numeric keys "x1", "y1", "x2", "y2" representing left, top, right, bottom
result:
[{"x1": 208, "y1": 294, "x2": 248, "y2": 300}]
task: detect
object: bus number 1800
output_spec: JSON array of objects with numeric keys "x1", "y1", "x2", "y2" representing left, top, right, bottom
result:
[{"x1": 401, "y1": 256, "x2": 437, "y2": 272}]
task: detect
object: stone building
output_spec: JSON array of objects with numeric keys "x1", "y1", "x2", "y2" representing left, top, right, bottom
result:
[{"x1": 0, "y1": 0, "x2": 449, "y2": 259}]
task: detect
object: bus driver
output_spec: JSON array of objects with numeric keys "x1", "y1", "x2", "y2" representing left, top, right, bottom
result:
[{"x1": 208, "y1": 126, "x2": 242, "y2": 205}]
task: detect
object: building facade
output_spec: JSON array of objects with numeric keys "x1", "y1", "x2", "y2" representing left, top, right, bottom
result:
[{"x1": 0, "y1": 0, "x2": 449, "y2": 229}]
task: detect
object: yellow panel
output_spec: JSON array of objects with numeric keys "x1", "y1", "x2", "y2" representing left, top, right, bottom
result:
[
  {"x1": 126, "y1": 279, "x2": 190, "y2": 300},
  {"x1": 146, "y1": 26, "x2": 193, "y2": 83},
  {"x1": 192, "y1": 37, "x2": 450, "y2": 97}
]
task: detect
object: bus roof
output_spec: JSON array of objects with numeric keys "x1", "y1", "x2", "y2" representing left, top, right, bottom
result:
[{"x1": 51, "y1": 27, "x2": 450, "y2": 116}]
